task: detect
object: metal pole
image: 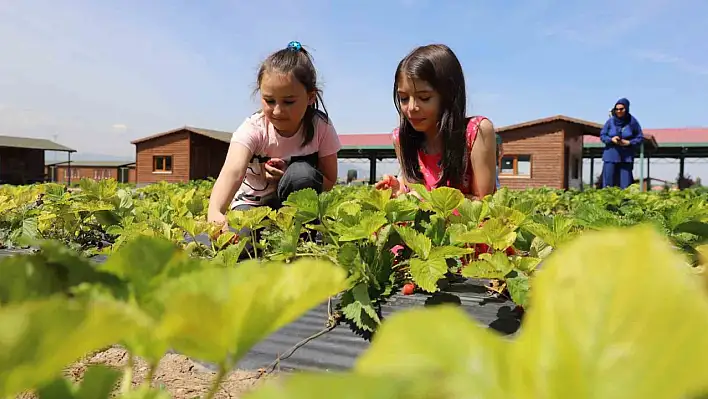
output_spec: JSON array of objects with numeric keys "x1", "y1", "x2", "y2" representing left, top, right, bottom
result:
[
  {"x1": 67, "y1": 151, "x2": 72, "y2": 186},
  {"x1": 639, "y1": 141, "x2": 645, "y2": 192}
]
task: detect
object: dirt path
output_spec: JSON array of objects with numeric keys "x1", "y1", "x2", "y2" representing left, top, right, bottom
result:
[{"x1": 18, "y1": 347, "x2": 275, "y2": 399}]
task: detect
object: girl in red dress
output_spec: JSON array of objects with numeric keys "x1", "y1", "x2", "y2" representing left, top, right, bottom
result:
[{"x1": 375, "y1": 44, "x2": 497, "y2": 200}]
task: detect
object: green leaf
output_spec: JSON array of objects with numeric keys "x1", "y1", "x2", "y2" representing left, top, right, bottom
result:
[
  {"x1": 505, "y1": 272, "x2": 530, "y2": 308},
  {"x1": 35, "y1": 378, "x2": 74, "y2": 399},
  {"x1": 154, "y1": 258, "x2": 347, "y2": 367},
  {"x1": 214, "y1": 231, "x2": 237, "y2": 249},
  {"x1": 242, "y1": 372, "x2": 439, "y2": 399},
  {"x1": 513, "y1": 256, "x2": 542, "y2": 273},
  {"x1": 351, "y1": 283, "x2": 380, "y2": 323},
  {"x1": 408, "y1": 183, "x2": 432, "y2": 202},
  {"x1": 383, "y1": 197, "x2": 418, "y2": 223},
  {"x1": 425, "y1": 214, "x2": 447, "y2": 246},
  {"x1": 395, "y1": 226, "x2": 432, "y2": 259},
  {"x1": 240, "y1": 206, "x2": 274, "y2": 230},
  {"x1": 17, "y1": 217, "x2": 39, "y2": 246},
  {"x1": 37, "y1": 364, "x2": 122, "y2": 399},
  {"x1": 479, "y1": 251, "x2": 514, "y2": 276},
  {"x1": 429, "y1": 246, "x2": 473, "y2": 259},
  {"x1": 282, "y1": 188, "x2": 319, "y2": 222},
  {"x1": 0, "y1": 297, "x2": 148, "y2": 398},
  {"x1": 338, "y1": 212, "x2": 388, "y2": 242},
  {"x1": 339, "y1": 284, "x2": 381, "y2": 333},
  {"x1": 452, "y1": 218, "x2": 517, "y2": 250},
  {"x1": 409, "y1": 258, "x2": 447, "y2": 293},
  {"x1": 361, "y1": 187, "x2": 390, "y2": 211},
  {"x1": 529, "y1": 236, "x2": 553, "y2": 259},
  {"x1": 212, "y1": 239, "x2": 249, "y2": 266},
  {"x1": 0, "y1": 240, "x2": 125, "y2": 305},
  {"x1": 337, "y1": 200, "x2": 361, "y2": 219},
  {"x1": 271, "y1": 206, "x2": 297, "y2": 231},
  {"x1": 98, "y1": 236, "x2": 201, "y2": 306},
  {"x1": 675, "y1": 221, "x2": 708, "y2": 239},
  {"x1": 428, "y1": 187, "x2": 464, "y2": 218},
  {"x1": 337, "y1": 243, "x2": 363, "y2": 279},
  {"x1": 488, "y1": 205, "x2": 528, "y2": 227},
  {"x1": 118, "y1": 385, "x2": 172, "y2": 399},
  {"x1": 511, "y1": 225, "x2": 708, "y2": 398},
  {"x1": 461, "y1": 251, "x2": 513, "y2": 280},
  {"x1": 354, "y1": 306, "x2": 509, "y2": 397},
  {"x1": 453, "y1": 199, "x2": 488, "y2": 225}
]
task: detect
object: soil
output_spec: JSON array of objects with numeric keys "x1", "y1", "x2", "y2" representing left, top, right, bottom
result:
[{"x1": 16, "y1": 346, "x2": 276, "y2": 399}]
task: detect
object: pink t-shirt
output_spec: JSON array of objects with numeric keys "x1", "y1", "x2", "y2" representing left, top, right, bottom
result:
[{"x1": 229, "y1": 111, "x2": 341, "y2": 208}]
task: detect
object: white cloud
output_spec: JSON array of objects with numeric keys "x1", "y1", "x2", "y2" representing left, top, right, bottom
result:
[
  {"x1": 633, "y1": 50, "x2": 708, "y2": 76},
  {"x1": 111, "y1": 124, "x2": 128, "y2": 131}
]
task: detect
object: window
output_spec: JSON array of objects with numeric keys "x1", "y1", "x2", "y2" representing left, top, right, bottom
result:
[
  {"x1": 93, "y1": 169, "x2": 111, "y2": 180},
  {"x1": 64, "y1": 168, "x2": 80, "y2": 180},
  {"x1": 153, "y1": 156, "x2": 173, "y2": 173},
  {"x1": 500, "y1": 155, "x2": 531, "y2": 176}
]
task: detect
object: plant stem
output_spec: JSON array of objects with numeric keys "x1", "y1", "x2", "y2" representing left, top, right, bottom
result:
[
  {"x1": 145, "y1": 361, "x2": 158, "y2": 387},
  {"x1": 120, "y1": 352, "x2": 134, "y2": 394},
  {"x1": 204, "y1": 364, "x2": 227, "y2": 399},
  {"x1": 251, "y1": 231, "x2": 258, "y2": 258}
]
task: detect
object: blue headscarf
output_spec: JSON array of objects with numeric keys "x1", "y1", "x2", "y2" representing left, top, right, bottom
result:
[{"x1": 612, "y1": 98, "x2": 632, "y2": 127}]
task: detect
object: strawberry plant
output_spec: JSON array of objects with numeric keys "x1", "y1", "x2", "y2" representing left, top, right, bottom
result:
[
  {"x1": 2, "y1": 177, "x2": 708, "y2": 398},
  {"x1": 242, "y1": 225, "x2": 708, "y2": 399}
]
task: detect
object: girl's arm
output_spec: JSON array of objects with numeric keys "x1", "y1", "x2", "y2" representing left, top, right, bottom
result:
[
  {"x1": 600, "y1": 120, "x2": 613, "y2": 144},
  {"x1": 207, "y1": 142, "x2": 253, "y2": 221},
  {"x1": 318, "y1": 153, "x2": 338, "y2": 191},
  {"x1": 392, "y1": 137, "x2": 416, "y2": 198},
  {"x1": 469, "y1": 118, "x2": 497, "y2": 200},
  {"x1": 628, "y1": 120, "x2": 644, "y2": 146}
]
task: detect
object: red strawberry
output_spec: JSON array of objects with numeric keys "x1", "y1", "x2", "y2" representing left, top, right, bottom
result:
[
  {"x1": 505, "y1": 246, "x2": 516, "y2": 256},
  {"x1": 402, "y1": 283, "x2": 415, "y2": 295},
  {"x1": 475, "y1": 243, "x2": 491, "y2": 255}
]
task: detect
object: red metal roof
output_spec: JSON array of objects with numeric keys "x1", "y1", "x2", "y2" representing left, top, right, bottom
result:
[
  {"x1": 583, "y1": 128, "x2": 708, "y2": 146},
  {"x1": 341, "y1": 127, "x2": 708, "y2": 149}
]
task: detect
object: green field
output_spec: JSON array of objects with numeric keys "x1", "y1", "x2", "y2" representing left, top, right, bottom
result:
[{"x1": 2, "y1": 179, "x2": 708, "y2": 398}]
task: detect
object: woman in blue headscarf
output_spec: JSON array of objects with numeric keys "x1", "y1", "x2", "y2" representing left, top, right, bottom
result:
[{"x1": 600, "y1": 98, "x2": 644, "y2": 189}]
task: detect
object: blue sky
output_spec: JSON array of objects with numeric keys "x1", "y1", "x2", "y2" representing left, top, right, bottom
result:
[{"x1": 1, "y1": 0, "x2": 707, "y2": 182}]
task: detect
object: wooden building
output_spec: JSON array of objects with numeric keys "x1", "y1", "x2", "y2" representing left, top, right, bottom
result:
[
  {"x1": 495, "y1": 115, "x2": 603, "y2": 190},
  {"x1": 45, "y1": 160, "x2": 136, "y2": 184},
  {"x1": 0, "y1": 135, "x2": 75, "y2": 185},
  {"x1": 131, "y1": 126, "x2": 230, "y2": 185},
  {"x1": 130, "y1": 116, "x2": 664, "y2": 190}
]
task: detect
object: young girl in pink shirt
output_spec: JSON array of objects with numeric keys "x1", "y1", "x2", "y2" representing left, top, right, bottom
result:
[
  {"x1": 208, "y1": 41, "x2": 341, "y2": 229},
  {"x1": 375, "y1": 44, "x2": 497, "y2": 200}
]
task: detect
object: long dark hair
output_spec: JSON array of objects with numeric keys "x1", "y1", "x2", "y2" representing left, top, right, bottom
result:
[
  {"x1": 393, "y1": 44, "x2": 467, "y2": 187},
  {"x1": 255, "y1": 41, "x2": 329, "y2": 147}
]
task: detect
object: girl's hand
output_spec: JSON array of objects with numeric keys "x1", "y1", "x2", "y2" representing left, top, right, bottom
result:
[
  {"x1": 208, "y1": 212, "x2": 229, "y2": 236},
  {"x1": 265, "y1": 158, "x2": 287, "y2": 183},
  {"x1": 620, "y1": 139, "x2": 630, "y2": 146},
  {"x1": 375, "y1": 174, "x2": 405, "y2": 197},
  {"x1": 611, "y1": 136, "x2": 621, "y2": 144}
]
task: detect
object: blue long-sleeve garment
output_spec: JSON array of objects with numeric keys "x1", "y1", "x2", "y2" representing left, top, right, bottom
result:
[{"x1": 600, "y1": 98, "x2": 644, "y2": 163}]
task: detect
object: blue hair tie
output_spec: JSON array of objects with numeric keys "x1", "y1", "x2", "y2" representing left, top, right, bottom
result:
[{"x1": 287, "y1": 41, "x2": 302, "y2": 51}]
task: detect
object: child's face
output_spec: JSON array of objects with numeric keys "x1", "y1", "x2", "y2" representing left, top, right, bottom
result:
[
  {"x1": 396, "y1": 76, "x2": 440, "y2": 135},
  {"x1": 260, "y1": 72, "x2": 314, "y2": 135}
]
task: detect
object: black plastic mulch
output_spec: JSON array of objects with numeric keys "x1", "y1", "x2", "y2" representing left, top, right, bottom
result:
[{"x1": 0, "y1": 249, "x2": 522, "y2": 373}]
